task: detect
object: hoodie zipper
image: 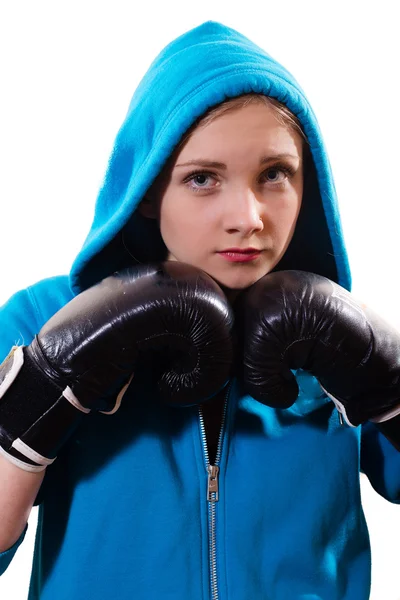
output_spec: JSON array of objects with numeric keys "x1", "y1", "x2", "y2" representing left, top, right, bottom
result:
[{"x1": 198, "y1": 384, "x2": 231, "y2": 600}]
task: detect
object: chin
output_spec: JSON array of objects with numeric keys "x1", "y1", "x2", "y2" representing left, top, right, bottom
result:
[{"x1": 211, "y1": 270, "x2": 271, "y2": 292}]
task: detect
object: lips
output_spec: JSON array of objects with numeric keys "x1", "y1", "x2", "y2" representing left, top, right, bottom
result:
[
  {"x1": 218, "y1": 248, "x2": 261, "y2": 254},
  {"x1": 217, "y1": 249, "x2": 262, "y2": 263}
]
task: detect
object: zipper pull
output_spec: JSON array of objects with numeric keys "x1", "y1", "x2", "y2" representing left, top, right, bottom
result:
[{"x1": 207, "y1": 465, "x2": 220, "y2": 502}]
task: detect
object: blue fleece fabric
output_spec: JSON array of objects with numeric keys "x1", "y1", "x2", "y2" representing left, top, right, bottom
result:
[{"x1": 1, "y1": 20, "x2": 400, "y2": 600}]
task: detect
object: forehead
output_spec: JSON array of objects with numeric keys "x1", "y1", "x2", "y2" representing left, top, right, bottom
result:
[{"x1": 175, "y1": 103, "x2": 303, "y2": 163}]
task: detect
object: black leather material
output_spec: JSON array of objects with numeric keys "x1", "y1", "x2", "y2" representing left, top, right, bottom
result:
[
  {"x1": 0, "y1": 262, "x2": 235, "y2": 465},
  {"x1": 235, "y1": 270, "x2": 400, "y2": 428},
  {"x1": 376, "y1": 415, "x2": 400, "y2": 452},
  {"x1": 35, "y1": 261, "x2": 235, "y2": 408}
]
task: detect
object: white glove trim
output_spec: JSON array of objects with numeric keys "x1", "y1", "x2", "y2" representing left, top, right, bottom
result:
[
  {"x1": 12, "y1": 438, "x2": 56, "y2": 466},
  {"x1": 63, "y1": 386, "x2": 91, "y2": 414},
  {"x1": 0, "y1": 346, "x2": 24, "y2": 399},
  {"x1": 100, "y1": 373, "x2": 134, "y2": 415},
  {"x1": 320, "y1": 384, "x2": 400, "y2": 426},
  {"x1": 319, "y1": 384, "x2": 356, "y2": 428},
  {"x1": 370, "y1": 404, "x2": 400, "y2": 423},
  {"x1": 0, "y1": 445, "x2": 47, "y2": 473}
]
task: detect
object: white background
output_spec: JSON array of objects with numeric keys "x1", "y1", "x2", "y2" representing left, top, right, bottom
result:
[{"x1": 0, "y1": 1, "x2": 399, "y2": 598}]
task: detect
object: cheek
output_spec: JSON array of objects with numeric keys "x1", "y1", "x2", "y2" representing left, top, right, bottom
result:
[
  {"x1": 271, "y1": 195, "x2": 302, "y2": 241},
  {"x1": 160, "y1": 197, "x2": 215, "y2": 239},
  {"x1": 159, "y1": 202, "x2": 199, "y2": 253}
]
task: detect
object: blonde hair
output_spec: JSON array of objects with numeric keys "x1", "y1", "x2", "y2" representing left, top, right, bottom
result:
[{"x1": 179, "y1": 93, "x2": 308, "y2": 150}]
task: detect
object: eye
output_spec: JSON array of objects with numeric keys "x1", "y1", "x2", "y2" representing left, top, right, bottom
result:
[
  {"x1": 264, "y1": 168, "x2": 282, "y2": 182},
  {"x1": 261, "y1": 164, "x2": 296, "y2": 184},
  {"x1": 182, "y1": 163, "x2": 297, "y2": 193},
  {"x1": 183, "y1": 171, "x2": 217, "y2": 193},
  {"x1": 191, "y1": 173, "x2": 212, "y2": 187}
]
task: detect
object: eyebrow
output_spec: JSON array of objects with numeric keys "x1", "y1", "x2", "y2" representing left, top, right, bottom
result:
[{"x1": 175, "y1": 153, "x2": 300, "y2": 169}]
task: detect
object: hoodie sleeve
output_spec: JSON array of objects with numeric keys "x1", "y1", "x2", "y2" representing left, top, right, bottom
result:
[
  {"x1": 0, "y1": 276, "x2": 73, "y2": 574},
  {"x1": 0, "y1": 275, "x2": 73, "y2": 362},
  {"x1": 0, "y1": 287, "x2": 41, "y2": 362},
  {"x1": 360, "y1": 421, "x2": 400, "y2": 504},
  {"x1": 0, "y1": 526, "x2": 28, "y2": 576}
]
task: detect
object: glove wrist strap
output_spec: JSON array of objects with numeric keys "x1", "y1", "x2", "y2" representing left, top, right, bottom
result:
[{"x1": 0, "y1": 345, "x2": 87, "y2": 472}]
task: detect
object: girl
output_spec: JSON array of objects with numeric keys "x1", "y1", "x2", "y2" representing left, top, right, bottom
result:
[{"x1": 1, "y1": 20, "x2": 400, "y2": 600}]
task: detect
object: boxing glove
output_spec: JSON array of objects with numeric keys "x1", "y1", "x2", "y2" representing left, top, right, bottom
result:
[
  {"x1": 235, "y1": 270, "x2": 400, "y2": 450},
  {"x1": 0, "y1": 262, "x2": 235, "y2": 472}
]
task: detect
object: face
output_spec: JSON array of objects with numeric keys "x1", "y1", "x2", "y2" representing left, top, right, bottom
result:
[{"x1": 141, "y1": 103, "x2": 304, "y2": 295}]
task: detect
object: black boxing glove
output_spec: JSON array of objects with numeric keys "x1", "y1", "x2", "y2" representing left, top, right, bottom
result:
[
  {"x1": 0, "y1": 262, "x2": 235, "y2": 472},
  {"x1": 235, "y1": 270, "x2": 400, "y2": 450}
]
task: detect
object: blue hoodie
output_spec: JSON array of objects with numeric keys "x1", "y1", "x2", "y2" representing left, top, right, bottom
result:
[{"x1": 1, "y1": 20, "x2": 399, "y2": 600}]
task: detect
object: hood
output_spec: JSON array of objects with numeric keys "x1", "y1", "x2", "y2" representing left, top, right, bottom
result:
[{"x1": 69, "y1": 20, "x2": 351, "y2": 295}]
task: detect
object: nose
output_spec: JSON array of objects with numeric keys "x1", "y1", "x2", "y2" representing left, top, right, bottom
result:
[{"x1": 223, "y1": 188, "x2": 264, "y2": 235}]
